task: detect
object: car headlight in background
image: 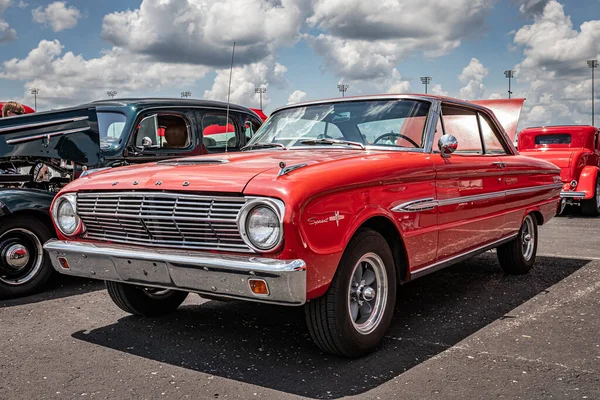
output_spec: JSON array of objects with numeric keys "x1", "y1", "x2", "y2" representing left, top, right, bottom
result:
[
  {"x1": 239, "y1": 198, "x2": 284, "y2": 252},
  {"x1": 52, "y1": 193, "x2": 82, "y2": 236}
]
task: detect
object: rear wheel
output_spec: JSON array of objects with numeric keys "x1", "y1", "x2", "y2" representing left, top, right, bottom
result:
[
  {"x1": 304, "y1": 229, "x2": 397, "y2": 357},
  {"x1": 0, "y1": 215, "x2": 54, "y2": 299},
  {"x1": 497, "y1": 214, "x2": 538, "y2": 274},
  {"x1": 581, "y1": 178, "x2": 600, "y2": 217},
  {"x1": 106, "y1": 281, "x2": 188, "y2": 317}
]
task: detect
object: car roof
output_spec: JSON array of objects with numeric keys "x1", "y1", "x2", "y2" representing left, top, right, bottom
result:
[{"x1": 90, "y1": 98, "x2": 256, "y2": 114}]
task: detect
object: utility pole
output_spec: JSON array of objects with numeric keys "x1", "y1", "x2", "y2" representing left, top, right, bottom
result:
[
  {"x1": 181, "y1": 91, "x2": 192, "y2": 98},
  {"x1": 337, "y1": 84, "x2": 349, "y2": 97},
  {"x1": 588, "y1": 60, "x2": 598, "y2": 126},
  {"x1": 30, "y1": 88, "x2": 40, "y2": 111},
  {"x1": 420, "y1": 77, "x2": 431, "y2": 94},
  {"x1": 504, "y1": 70, "x2": 515, "y2": 99},
  {"x1": 255, "y1": 87, "x2": 266, "y2": 109},
  {"x1": 106, "y1": 90, "x2": 117, "y2": 99}
]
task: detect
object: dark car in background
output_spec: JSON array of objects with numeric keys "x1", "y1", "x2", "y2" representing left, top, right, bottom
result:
[{"x1": 0, "y1": 98, "x2": 264, "y2": 298}]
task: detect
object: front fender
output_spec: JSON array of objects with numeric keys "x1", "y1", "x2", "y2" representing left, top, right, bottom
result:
[
  {"x1": 0, "y1": 188, "x2": 55, "y2": 217},
  {"x1": 576, "y1": 166, "x2": 599, "y2": 200}
]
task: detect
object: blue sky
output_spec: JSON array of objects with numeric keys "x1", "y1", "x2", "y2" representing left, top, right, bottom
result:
[{"x1": 0, "y1": 0, "x2": 598, "y2": 127}]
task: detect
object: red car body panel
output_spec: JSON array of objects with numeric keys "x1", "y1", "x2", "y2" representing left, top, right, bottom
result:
[
  {"x1": 49, "y1": 95, "x2": 561, "y2": 301},
  {"x1": 518, "y1": 125, "x2": 600, "y2": 200}
]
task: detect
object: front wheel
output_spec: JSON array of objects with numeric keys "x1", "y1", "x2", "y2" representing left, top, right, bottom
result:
[
  {"x1": 304, "y1": 229, "x2": 397, "y2": 357},
  {"x1": 581, "y1": 177, "x2": 600, "y2": 217},
  {"x1": 0, "y1": 215, "x2": 54, "y2": 299},
  {"x1": 497, "y1": 214, "x2": 538, "y2": 274},
  {"x1": 106, "y1": 281, "x2": 188, "y2": 317}
]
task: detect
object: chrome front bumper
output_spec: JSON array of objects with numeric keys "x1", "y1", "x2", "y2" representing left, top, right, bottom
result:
[
  {"x1": 560, "y1": 191, "x2": 586, "y2": 199},
  {"x1": 43, "y1": 240, "x2": 307, "y2": 306}
]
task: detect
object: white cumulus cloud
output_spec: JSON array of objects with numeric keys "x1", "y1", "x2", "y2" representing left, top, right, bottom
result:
[
  {"x1": 458, "y1": 58, "x2": 488, "y2": 99},
  {"x1": 32, "y1": 1, "x2": 81, "y2": 32},
  {"x1": 287, "y1": 90, "x2": 307, "y2": 104},
  {"x1": 0, "y1": 0, "x2": 17, "y2": 43}
]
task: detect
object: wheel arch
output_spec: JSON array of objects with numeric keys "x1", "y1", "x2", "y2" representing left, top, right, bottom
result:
[
  {"x1": 352, "y1": 215, "x2": 410, "y2": 284},
  {"x1": 576, "y1": 165, "x2": 600, "y2": 200}
]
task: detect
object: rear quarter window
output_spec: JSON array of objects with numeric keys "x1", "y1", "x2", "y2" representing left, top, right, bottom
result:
[{"x1": 535, "y1": 134, "x2": 571, "y2": 145}]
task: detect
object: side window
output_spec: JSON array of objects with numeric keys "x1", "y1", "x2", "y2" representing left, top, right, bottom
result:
[
  {"x1": 440, "y1": 106, "x2": 483, "y2": 155},
  {"x1": 244, "y1": 116, "x2": 262, "y2": 141},
  {"x1": 478, "y1": 113, "x2": 508, "y2": 154},
  {"x1": 433, "y1": 115, "x2": 444, "y2": 151},
  {"x1": 202, "y1": 114, "x2": 237, "y2": 149},
  {"x1": 134, "y1": 114, "x2": 191, "y2": 150}
]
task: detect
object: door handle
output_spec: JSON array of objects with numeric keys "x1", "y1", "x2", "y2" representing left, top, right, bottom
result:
[{"x1": 492, "y1": 161, "x2": 506, "y2": 169}]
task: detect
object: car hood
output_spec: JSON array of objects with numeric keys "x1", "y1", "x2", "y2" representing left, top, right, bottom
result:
[{"x1": 66, "y1": 150, "x2": 369, "y2": 193}]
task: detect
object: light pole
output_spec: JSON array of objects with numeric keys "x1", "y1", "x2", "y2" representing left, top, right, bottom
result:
[
  {"x1": 337, "y1": 84, "x2": 349, "y2": 97},
  {"x1": 181, "y1": 91, "x2": 192, "y2": 98},
  {"x1": 30, "y1": 88, "x2": 39, "y2": 111},
  {"x1": 106, "y1": 90, "x2": 117, "y2": 99},
  {"x1": 254, "y1": 87, "x2": 266, "y2": 109},
  {"x1": 420, "y1": 77, "x2": 431, "y2": 94},
  {"x1": 504, "y1": 70, "x2": 515, "y2": 99},
  {"x1": 588, "y1": 60, "x2": 598, "y2": 126}
]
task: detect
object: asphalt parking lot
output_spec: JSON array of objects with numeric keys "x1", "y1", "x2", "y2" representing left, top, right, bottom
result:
[{"x1": 1, "y1": 210, "x2": 599, "y2": 400}]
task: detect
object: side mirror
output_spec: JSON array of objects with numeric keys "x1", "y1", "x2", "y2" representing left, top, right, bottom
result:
[
  {"x1": 141, "y1": 136, "x2": 153, "y2": 149},
  {"x1": 438, "y1": 134, "x2": 458, "y2": 158}
]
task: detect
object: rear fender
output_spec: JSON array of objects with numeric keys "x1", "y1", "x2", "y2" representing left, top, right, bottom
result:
[{"x1": 576, "y1": 166, "x2": 599, "y2": 200}]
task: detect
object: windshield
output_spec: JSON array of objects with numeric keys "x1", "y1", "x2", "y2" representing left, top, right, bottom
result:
[
  {"x1": 249, "y1": 100, "x2": 431, "y2": 149},
  {"x1": 98, "y1": 112, "x2": 127, "y2": 151}
]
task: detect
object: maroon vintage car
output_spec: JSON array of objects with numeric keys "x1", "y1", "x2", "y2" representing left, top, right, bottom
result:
[{"x1": 518, "y1": 125, "x2": 600, "y2": 216}]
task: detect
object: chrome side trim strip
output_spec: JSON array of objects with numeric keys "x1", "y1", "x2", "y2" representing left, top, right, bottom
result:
[
  {"x1": 0, "y1": 116, "x2": 89, "y2": 134},
  {"x1": 392, "y1": 183, "x2": 562, "y2": 213},
  {"x1": 6, "y1": 126, "x2": 91, "y2": 145},
  {"x1": 410, "y1": 234, "x2": 518, "y2": 279}
]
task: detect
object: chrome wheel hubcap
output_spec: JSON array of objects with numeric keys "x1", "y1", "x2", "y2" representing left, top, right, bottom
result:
[
  {"x1": 5, "y1": 244, "x2": 29, "y2": 269},
  {"x1": 521, "y1": 216, "x2": 535, "y2": 261},
  {"x1": 348, "y1": 253, "x2": 388, "y2": 335},
  {"x1": 0, "y1": 228, "x2": 43, "y2": 285},
  {"x1": 142, "y1": 287, "x2": 174, "y2": 299}
]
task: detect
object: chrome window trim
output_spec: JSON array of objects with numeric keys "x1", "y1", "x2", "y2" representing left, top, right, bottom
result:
[
  {"x1": 392, "y1": 183, "x2": 562, "y2": 213},
  {"x1": 6, "y1": 126, "x2": 91, "y2": 145},
  {"x1": 0, "y1": 116, "x2": 89, "y2": 134}
]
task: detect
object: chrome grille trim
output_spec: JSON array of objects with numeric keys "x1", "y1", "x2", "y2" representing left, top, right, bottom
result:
[{"x1": 77, "y1": 192, "x2": 252, "y2": 253}]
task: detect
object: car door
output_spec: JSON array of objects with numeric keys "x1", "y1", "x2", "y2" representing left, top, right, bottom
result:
[
  {"x1": 125, "y1": 108, "x2": 202, "y2": 164},
  {"x1": 432, "y1": 104, "x2": 506, "y2": 261}
]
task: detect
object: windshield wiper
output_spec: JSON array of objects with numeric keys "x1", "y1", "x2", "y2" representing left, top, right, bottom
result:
[
  {"x1": 241, "y1": 143, "x2": 287, "y2": 151},
  {"x1": 300, "y1": 138, "x2": 366, "y2": 150}
]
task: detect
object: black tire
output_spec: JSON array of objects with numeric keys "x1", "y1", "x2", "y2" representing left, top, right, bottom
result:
[
  {"x1": 0, "y1": 214, "x2": 54, "y2": 299},
  {"x1": 304, "y1": 228, "x2": 397, "y2": 358},
  {"x1": 497, "y1": 214, "x2": 538, "y2": 275},
  {"x1": 581, "y1": 177, "x2": 600, "y2": 217},
  {"x1": 106, "y1": 281, "x2": 188, "y2": 317}
]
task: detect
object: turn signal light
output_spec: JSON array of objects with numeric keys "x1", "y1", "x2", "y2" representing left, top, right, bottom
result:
[
  {"x1": 248, "y1": 279, "x2": 269, "y2": 296},
  {"x1": 57, "y1": 257, "x2": 70, "y2": 270}
]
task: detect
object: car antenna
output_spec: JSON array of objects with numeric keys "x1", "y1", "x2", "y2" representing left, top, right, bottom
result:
[{"x1": 225, "y1": 41, "x2": 236, "y2": 153}]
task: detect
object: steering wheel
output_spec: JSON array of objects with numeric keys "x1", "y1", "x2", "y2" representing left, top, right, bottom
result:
[{"x1": 372, "y1": 132, "x2": 420, "y2": 148}]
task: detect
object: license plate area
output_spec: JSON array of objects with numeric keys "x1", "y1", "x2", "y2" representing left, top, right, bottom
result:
[{"x1": 112, "y1": 257, "x2": 172, "y2": 285}]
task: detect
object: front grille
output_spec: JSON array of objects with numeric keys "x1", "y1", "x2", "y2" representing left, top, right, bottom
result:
[{"x1": 77, "y1": 192, "x2": 251, "y2": 253}]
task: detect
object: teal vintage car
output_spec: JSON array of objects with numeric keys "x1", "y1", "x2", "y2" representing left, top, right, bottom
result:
[{"x1": 0, "y1": 98, "x2": 264, "y2": 298}]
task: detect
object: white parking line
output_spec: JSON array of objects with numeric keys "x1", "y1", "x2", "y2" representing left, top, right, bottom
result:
[{"x1": 537, "y1": 253, "x2": 600, "y2": 261}]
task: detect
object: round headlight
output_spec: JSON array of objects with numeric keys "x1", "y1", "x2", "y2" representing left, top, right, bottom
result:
[
  {"x1": 245, "y1": 205, "x2": 281, "y2": 251},
  {"x1": 54, "y1": 195, "x2": 81, "y2": 236}
]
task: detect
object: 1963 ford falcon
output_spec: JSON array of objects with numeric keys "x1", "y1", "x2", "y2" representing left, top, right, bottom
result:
[{"x1": 44, "y1": 95, "x2": 562, "y2": 357}]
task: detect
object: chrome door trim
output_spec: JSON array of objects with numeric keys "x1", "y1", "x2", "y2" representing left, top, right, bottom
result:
[
  {"x1": 392, "y1": 183, "x2": 562, "y2": 213},
  {"x1": 410, "y1": 234, "x2": 518, "y2": 279},
  {"x1": 6, "y1": 127, "x2": 91, "y2": 145},
  {"x1": 0, "y1": 116, "x2": 89, "y2": 134}
]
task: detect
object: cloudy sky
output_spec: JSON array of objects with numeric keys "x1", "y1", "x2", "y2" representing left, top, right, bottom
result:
[{"x1": 0, "y1": 0, "x2": 598, "y2": 128}]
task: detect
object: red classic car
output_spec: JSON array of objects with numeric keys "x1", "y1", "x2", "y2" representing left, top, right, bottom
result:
[
  {"x1": 518, "y1": 125, "x2": 600, "y2": 216},
  {"x1": 43, "y1": 95, "x2": 561, "y2": 357}
]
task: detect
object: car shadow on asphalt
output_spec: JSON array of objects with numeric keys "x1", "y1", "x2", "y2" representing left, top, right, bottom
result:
[
  {"x1": 0, "y1": 276, "x2": 103, "y2": 308},
  {"x1": 71, "y1": 253, "x2": 588, "y2": 399}
]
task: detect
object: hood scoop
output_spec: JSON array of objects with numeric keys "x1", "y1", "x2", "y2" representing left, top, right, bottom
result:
[{"x1": 157, "y1": 158, "x2": 229, "y2": 166}]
